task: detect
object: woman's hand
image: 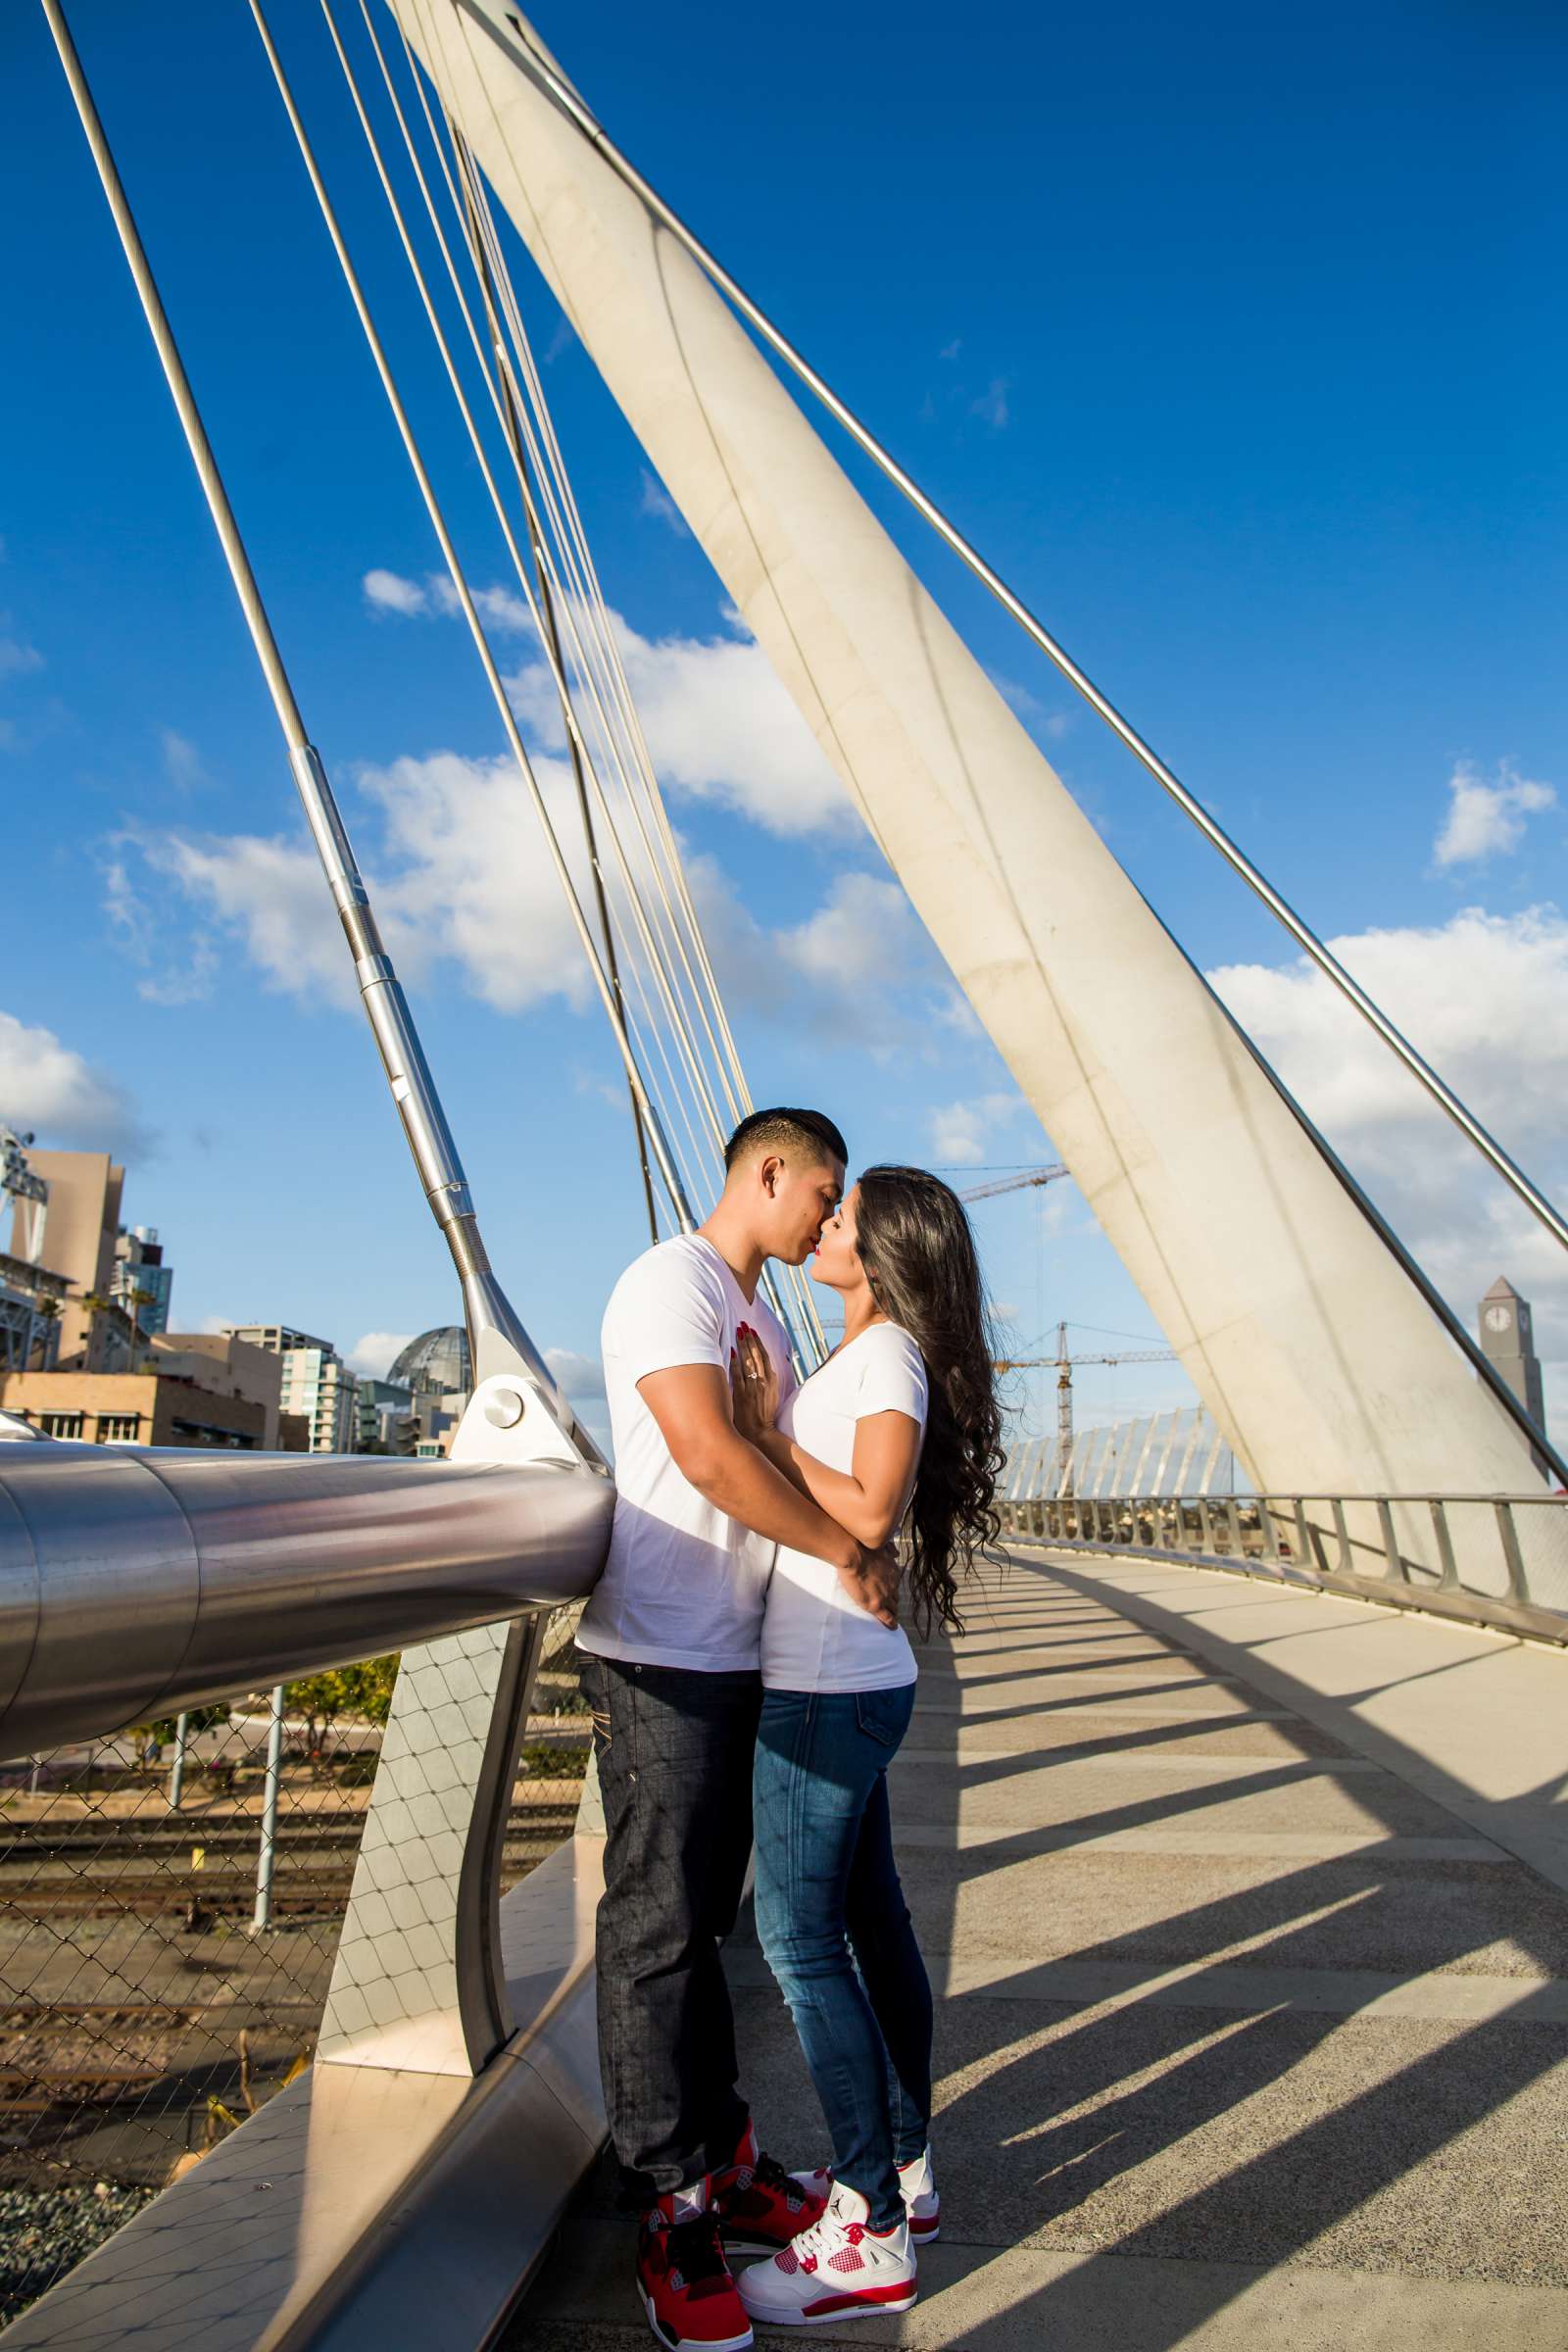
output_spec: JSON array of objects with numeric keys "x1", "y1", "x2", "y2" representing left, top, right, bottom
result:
[{"x1": 729, "y1": 1322, "x2": 780, "y2": 1442}]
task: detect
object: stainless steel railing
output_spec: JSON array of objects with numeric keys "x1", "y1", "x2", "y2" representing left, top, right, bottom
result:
[
  {"x1": 0, "y1": 1418, "x2": 614, "y2": 2343},
  {"x1": 998, "y1": 1490, "x2": 1568, "y2": 1645},
  {"x1": 0, "y1": 1439, "x2": 613, "y2": 1758}
]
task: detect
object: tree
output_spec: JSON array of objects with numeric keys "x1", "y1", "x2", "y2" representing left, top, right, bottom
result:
[
  {"x1": 126, "y1": 1283, "x2": 158, "y2": 1368},
  {"x1": 27, "y1": 1296, "x2": 61, "y2": 1371},
  {"x1": 284, "y1": 1655, "x2": 401, "y2": 1772},
  {"x1": 76, "y1": 1289, "x2": 115, "y2": 1370}
]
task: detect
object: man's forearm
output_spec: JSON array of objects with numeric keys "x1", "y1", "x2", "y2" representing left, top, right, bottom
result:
[{"x1": 693, "y1": 1428, "x2": 857, "y2": 1570}]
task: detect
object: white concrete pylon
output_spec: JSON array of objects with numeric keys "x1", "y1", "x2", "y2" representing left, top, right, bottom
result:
[{"x1": 392, "y1": 0, "x2": 1544, "y2": 1499}]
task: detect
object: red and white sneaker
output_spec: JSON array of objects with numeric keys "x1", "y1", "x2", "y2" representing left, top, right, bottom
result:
[
  {"x1": 735, "y1": 2180, "x2": 917, "y2": 2328},
  {"x1": 790, "y1": 2146, "x2": 940, "y2": 2244},
  {"x1": 637, "y1": 2186, "x2": 754, "y2": 2351},
  {"x1": 713, "y1": 2116, "x2": 827, "y2": 2255},
  {"x1": 896, "y1": 2146, "x2": 941, "y2": 2243}
]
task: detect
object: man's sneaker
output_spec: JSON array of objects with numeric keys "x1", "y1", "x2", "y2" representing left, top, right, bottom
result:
[
  {"x1": 713, "y1": 2116, "x2": 827, "y2": 2254},
  {"x1": 637, "y1": 2188, "x2": 754, "y2": 2352},
  {"x1": 789, "y1": 2147, "x2": 941, "y2": 2244},
  {"x1": 734, "y1": 2181, "x2": 917, "y2": 2328}
]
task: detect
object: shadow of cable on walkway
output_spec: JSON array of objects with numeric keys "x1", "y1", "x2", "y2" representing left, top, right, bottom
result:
[
  {"x1": 873, "y1": 1550, "x2": 1568, "y2": 2349},
  {"x1": 509, "y1": 1545, "x2": 1568, "y2": 2347}
]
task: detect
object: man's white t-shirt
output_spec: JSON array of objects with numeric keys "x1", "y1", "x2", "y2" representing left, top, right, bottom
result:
[
  {"x1": 760, "y1": 1321, "x2": 927, "y2": 1694},
  {"x1": 576, "y1": 1234, "x2": 797, "y2": 1673}
]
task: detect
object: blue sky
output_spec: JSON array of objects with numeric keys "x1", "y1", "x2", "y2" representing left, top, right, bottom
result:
[{"x1": 2, "y1": 0, "x2": 1565, "y2": 1449}]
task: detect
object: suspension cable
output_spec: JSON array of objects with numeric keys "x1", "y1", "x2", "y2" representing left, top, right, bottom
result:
[
  {"x1": 248, "y1": 0, "x2": 698, "y2": 1241},
  {"x1": 472, "y1": 5, "x2": 1568, "y2": 1265}
]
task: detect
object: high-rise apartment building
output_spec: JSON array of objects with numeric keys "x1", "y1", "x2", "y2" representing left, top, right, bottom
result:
[
  {"x1": 357, "y1": 1375, "x2": 416, "y2": 1454},
  {"x1": 112, "y1": 1226, "x2": 173, "y2": 1336},
  {"x1": 223, "y1": 1324, "x2": 358, "y2": 1452}
]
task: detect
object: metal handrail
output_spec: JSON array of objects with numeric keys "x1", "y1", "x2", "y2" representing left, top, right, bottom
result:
[
  {"x1": 0, "y1": 1439, "x2": 612, "y2": 1757},
  {"x1": 1000, "y1": 1489, "x2": 1568, "y2": 1647}
]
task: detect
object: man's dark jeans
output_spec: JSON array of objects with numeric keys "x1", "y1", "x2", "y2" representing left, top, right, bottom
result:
[{"x1": 580, "y1": 1652, "x2": 762, "y2": 2208}]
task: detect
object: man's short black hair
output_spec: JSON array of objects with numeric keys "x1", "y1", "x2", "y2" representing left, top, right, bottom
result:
[{"x1": 724, "y1": 1106, "x2": 849, "y2": 1174}]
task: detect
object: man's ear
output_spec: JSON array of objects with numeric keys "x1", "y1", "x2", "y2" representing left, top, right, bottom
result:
[{"x1": 760, "y1": 1152, "x2": 785, "y2": 1197}]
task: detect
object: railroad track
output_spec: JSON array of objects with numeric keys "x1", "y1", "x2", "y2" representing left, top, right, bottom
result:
[
  {"x1": 0, "y1": 1795, "x2": 581, "y2": 1866},
  {"x1": 0, "y1": 1812, "x2": 578, "y2": 1921}
]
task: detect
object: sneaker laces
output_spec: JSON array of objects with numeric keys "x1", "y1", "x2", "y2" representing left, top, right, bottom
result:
[
  {"x1": 665, "y1": 2208, "x2": 730, "y2": 2288},
  {"x1": 751, "y1": 2151, "x2": 802, "y2": 2199}
]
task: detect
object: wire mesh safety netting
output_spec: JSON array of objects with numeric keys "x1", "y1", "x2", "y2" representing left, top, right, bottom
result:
[{"x1": 0, "y1": 1601, "x2": 590, "y2": 2324}]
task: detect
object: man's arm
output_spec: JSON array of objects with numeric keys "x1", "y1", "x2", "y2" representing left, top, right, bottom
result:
[{"x1": 639, "y1": 1363, "x2": 899, "y2": 1626}]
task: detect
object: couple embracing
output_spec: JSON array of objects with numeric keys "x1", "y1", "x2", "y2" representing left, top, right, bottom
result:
[{"x1": 576, "y1": 1106, "x2": 1001, "y2": 2349}]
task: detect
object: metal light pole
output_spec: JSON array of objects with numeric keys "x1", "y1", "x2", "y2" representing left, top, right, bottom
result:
[
  {"x1": 166, "y1": 1710, "x2": 189, "y2": 1813},
  {"x1": 251, "y1": 1687, "x2": 287, "y2": 1936}
]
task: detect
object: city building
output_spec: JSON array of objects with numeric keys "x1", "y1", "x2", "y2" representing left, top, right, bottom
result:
[
  {"x1": 149, "y1": 1332, "x2": 282, "y2": 1446},
  {"x1": 389, "y1": 1325, "x2": 472, "y2": 1397},
  {"x1": 112, "y1": 1225, "x2": 173, "y2": 1337},
  {"x1": 387, "y1": 1325, "x2": 470, "y2": 1457},
  {"x1": 1478, "y1": 1277, "x2": 1549, "y2": 1477},
  {"x1": 223, "y1": 1324, "x2": 358, "y2": 1452},
  {"x1": 411, "y1": 1392, "x2": 466, "y2": 1458},
  {"x1": 18, "y1": 1148, "x2": 128, "y2": 1370},
  {"x1": 0, "y1": 1365, "x2": 268, "y2": 1448},
  {"x1": 357, "y1": 1375, "x2": 417, "y2": 1454}
]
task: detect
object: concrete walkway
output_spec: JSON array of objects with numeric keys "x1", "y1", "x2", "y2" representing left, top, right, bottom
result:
[{"x1": 508, "y1": 1547, "x2": 1568, "y2": 2350}]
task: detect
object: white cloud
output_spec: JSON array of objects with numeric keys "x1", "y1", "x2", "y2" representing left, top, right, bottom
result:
[
  {"x1": 364, "y1": 567, "x2": 429, "y2": 617},
  {"x1": 1210, "y1": 906, "x2": 1568, "y2": 1419},
  {"x1": 692, "y1": 858, "x2": 952, "y2": 1054},
  {"x1": 991, "y1": 671, "x2": 1070, "y2": 743},
  {"x1": 1433, "y1": 760, "x2": 1555, "y2": 868},
  {"x1": 515, "y1": 608, "x2": 850, "y2": 837},
  {"x1": 545, "y1": 1345, "x2": 608, "y2": 1404},
  {"x1": 0, "y1": 1010, "x2": 148, "y2": 1155},
  {"x1": 969, "y1": 376, "x2": 1011, "y2": 430},
  {"x1": 347, "y1": 1331, "x2": 415, "y2": 1379},
  {"x1": 160, "y1": 728, "x2": 209, "y2": 792},
  {"x1": 776, "y1": 872, "x2": 922, "y2": 992},
  {"x1": 638, "y1": 471, "x2": 690, "y2": 536},
  {"x1": 138, "y1": 831, "x2": 360, "y2": 1009},
  {"x1": 102, "y1": 838, "x2": 221, "y2": 1005},
  {"x1": 0, "y1": 633, "x2": 43, "y2": 681},
  {"x1": 366, "y1": 564, "x2": 851, "y2": 838},
  {"x1": 362, "y1": 751, "x2": 596, "y2": 1015},
  {"x1": 927, "y1": 1090, "x2": 1030, "y2": 1166}
]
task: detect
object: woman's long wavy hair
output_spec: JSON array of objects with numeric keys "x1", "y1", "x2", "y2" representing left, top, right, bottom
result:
[{"x1": 854, "y1": 1165, "x2": 1004, "y2": 1637}]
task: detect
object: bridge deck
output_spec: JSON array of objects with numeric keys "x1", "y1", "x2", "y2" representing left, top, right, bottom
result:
[{"x1": 514, "y1": 1546, "x2": 1568, "y2": 2350}]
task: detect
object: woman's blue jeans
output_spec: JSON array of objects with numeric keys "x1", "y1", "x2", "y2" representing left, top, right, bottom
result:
[{"x1": 753, "y1": 1685, "x2": 932, "y2": 2232}]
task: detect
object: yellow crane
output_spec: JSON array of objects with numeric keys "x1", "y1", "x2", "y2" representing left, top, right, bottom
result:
[{"x1": 997, "y1": 1323, "x2": 1178, "y2": 1475}]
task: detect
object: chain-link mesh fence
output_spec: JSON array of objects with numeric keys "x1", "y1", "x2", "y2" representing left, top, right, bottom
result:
[{"x1": 0, "y1": 1601, "x2": 589, "y2": 2324}]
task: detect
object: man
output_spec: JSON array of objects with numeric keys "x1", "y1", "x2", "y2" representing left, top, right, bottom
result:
[{"x1": 578, "y1": 1107, "x2": 899, "y2": 2352}]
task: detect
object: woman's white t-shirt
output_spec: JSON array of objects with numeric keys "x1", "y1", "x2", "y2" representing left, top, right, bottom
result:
[{"x1": 760, "y1": 1321, "x2": 928, "y2": 1694}]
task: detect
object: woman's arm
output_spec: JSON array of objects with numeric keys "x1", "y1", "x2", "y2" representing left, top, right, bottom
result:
[{"x1": 754, "y1": 1409, "x2": 920, "y2": 1549}]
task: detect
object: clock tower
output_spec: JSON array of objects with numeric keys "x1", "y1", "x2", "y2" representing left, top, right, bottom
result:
[{"x1": 1478, "y1": 1277, "x2": 1547, "y2": 1470}]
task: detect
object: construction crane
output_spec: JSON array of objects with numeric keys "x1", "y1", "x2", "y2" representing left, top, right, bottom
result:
[
  {"x1": 996, "y1": 1322, "x2": 1178, "y2": 1464},
  {"x1": 959, "y1": 1163, "x2": 1070, "y2": 1202}
]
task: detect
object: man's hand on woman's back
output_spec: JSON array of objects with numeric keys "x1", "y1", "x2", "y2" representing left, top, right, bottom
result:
[{"x1": 845, "y1": 1541, "x2": 902, "y2": 1629}]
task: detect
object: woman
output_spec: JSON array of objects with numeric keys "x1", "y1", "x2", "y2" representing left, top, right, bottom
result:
[{"x1": 726, "y1": 1164, "x2": 1002, "y2": 2328}]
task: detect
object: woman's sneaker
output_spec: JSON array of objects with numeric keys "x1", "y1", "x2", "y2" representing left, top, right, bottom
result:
[
  {"x1": 790, "y1": 2147, "x2": 940, "y2": 2244},
  {"x1": 897, "y1": 2146, "x2": 941, "y2": 2243},
  {"x1": 735, "y1": 2181, "x2": 917, "y2": 2328},
  {"x1": 637, "y1": 2190, "x2": 754, "y2": 2351},
  {"x1": 713, "y1": 2115, "x2": 827, "y2": 2254}
]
